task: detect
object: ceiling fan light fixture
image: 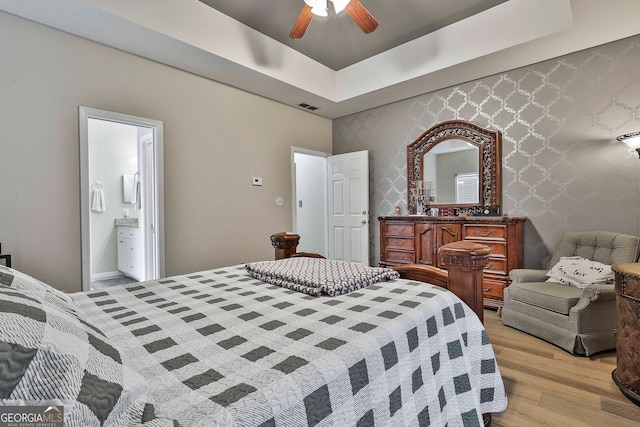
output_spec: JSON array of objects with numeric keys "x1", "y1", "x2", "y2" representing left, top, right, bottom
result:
[
  {"x1": 305, "y1": 0, "x2": 328, "y2": 17},
  {"x1": 331, "y1": 0, "x2": 350, "y2": 14},
  {"x1": 291, "y1": 0, "x2": 377, "y2": 39}
]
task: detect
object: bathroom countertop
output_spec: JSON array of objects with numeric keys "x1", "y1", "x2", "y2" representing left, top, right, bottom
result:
[{"x1": 115, "y1": 218, "x2": 139, "y2": 227}]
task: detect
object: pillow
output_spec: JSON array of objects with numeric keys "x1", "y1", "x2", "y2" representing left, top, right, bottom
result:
[
  {"x1": 546, "y1": 256, "x2": 614, "y2": 289},
  {"x1": 0, "y1": 287, "x2": 175, "y2": 426},
  {"x1": 0, "y1": 265, "x2": 74, "y2": 310}
]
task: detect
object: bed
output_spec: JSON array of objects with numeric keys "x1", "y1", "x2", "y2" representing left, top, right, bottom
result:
[{"x1": 0, "y1": 235, "x2": 507, "y2": 426}]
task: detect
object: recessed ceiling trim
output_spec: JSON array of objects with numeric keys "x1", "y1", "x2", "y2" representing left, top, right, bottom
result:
[
  {"x1": 2, "y1": 0, "x2": 640, "y2": 119},
  {"x1": 0, "y1": 0, "x2": 337, "y2": 99},
  {"x1": 335, "y1": 0, "x2": 573, "y2": 101},
  {"x1": 0, "y1": 0, "x2": 570, "y2": 104},
  {"x1": 112, "y1": 0, "x2": 574, "y2": 104}
]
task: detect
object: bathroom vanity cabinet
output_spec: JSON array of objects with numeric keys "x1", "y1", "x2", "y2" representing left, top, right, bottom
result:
[{"x1": 117, "y1": 225, "x2": 141, "y2": 280}]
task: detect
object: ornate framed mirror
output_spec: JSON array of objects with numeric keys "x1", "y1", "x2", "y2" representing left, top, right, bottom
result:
[{"x1": 407, "y1": 120, "x2": 501, "y2": 215}]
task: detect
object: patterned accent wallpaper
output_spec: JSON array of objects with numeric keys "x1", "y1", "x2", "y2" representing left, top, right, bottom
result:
[{"x1": 333, "y1": 35, "x2": 640, "y2": 269}]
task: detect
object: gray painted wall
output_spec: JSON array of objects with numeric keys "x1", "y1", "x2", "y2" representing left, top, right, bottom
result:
[
  {"x1": 0, "y1": 12, "x2": 332, "y2": 292},
  {"x1": 333, "y1": 35, "x2": 640, "y2": 269}
]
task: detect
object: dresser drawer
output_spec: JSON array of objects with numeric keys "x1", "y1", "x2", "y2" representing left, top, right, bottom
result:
[
  {"x1": 385, "y1": 250, "x2": 415, "y2": 264},
  {"x1": 483, "y1": 277, "x2": 506, "y2": 299},
  {"x1": 464, "y1": 224, "x2": 506, "y2": 241},
  {"x1": 482, "y1": 270, "x2": 509, "y2": 300},
  {"x1": 386, "y1": 237, "x2": 414, "y2": 250},
  {"x1": 466, "y1": 240, "x2": 506, "y2": 257},
  {"x1": 484, "y1": 257, "x2": 507, "y2": 275},
  {"x1": 386, "y1": 223, "x2": 414, "y2": 237}
]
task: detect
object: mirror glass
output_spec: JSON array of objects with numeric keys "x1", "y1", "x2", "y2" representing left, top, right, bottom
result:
[
  {"x1": 407, "y1": 120, "x2": 501, "y2": 215},
  {"x1": 122, "y1": 174, "x2": 135, "y2": 204},
  {"x1": 422, "y1": 139, "x2": 479, "y2": 204}
]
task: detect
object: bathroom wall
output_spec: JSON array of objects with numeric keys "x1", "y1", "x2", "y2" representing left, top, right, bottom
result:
[{"x1": 333, "y1": 34, "x2": 640, "y2": 268}]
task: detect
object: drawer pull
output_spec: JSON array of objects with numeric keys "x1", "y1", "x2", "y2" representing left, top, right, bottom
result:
[
  {"x1": 486, "y1": 263, "x2": 494, "y2": 269},
  {"x1": 476, "y1": 230, "x2": 494, "y2": 237},
  {"x1": 483, "y1": 286, "x2": 494, "y2": 292},
  {"x1": 396, "y1": 240, "x2": 406, "y2": 247}
]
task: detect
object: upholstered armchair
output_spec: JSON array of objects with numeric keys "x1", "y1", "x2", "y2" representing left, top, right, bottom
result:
[{"x1": 499, "y1": 231, "x2": 640, "y2": 356}]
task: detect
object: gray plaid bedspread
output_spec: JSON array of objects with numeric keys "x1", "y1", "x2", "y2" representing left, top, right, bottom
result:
[{"x1": 72, "y1": 264, "x2": 507, "y2": 426}]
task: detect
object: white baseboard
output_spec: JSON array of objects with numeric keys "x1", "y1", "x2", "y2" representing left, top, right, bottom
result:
[{"x1": 91, "y1": 271, "x2": 123, "y2": 281}]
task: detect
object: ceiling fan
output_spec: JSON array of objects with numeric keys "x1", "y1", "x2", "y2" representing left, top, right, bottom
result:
[{"x1": 290, "y1": 0, "x2": 379, "y2": 39}]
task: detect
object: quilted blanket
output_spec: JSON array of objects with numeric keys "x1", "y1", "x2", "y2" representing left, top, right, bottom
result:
[
  {"x1": 0, "y1": 265, "x2": 175, "y2": 426},
  {"x1": 245, "y1": 257, "x2": 400, "y2": 296},
  {"x1": 72, "y1": 264, "x2": 507, "y2": 426}
]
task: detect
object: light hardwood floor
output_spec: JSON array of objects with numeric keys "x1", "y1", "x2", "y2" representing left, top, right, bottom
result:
[{"x1": 483, "y1": 309, "x2": 640, "y2": 426}]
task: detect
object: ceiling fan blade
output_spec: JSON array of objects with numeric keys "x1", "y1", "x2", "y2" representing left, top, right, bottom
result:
[
  {"x1": 289, "y1": 4, "x2": 313, "y2": 39},
  {"x1": 345, "y1": 0, "x2": 379, "y2": 34}
]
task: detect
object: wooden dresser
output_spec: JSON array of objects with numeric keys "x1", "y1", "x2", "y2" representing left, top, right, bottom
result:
[{"x1": 379, "y1": 215, "x2": 526, "y2": 308}]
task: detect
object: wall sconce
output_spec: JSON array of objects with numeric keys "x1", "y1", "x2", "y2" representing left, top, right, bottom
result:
[{"x1": 617, "y1": 131, "x2": 640, "y2": 157}]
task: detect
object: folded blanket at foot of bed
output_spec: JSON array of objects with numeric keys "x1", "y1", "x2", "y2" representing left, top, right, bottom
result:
[{"x1": 245, "y1": 257, "x2": 400, "y2": 296}]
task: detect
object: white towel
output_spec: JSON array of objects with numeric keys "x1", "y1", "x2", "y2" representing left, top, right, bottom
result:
[
  {"x1": 131, "y1": 173, "x2": 138, "y2": 204},
  {"x1": 91, "y1": 188, "x2": 106, "y2": 212}
]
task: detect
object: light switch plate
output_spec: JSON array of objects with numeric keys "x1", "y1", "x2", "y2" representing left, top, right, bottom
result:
[{"x1": 252, "y1": 177, "x2": 263, "y2": 186}]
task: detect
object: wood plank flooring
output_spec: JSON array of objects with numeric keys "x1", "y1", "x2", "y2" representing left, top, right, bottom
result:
[{"x1": 484, "y1": 309, "x2": 640, "y2": 426}]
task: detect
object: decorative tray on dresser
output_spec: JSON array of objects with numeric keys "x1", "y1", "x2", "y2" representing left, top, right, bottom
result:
[{"x1": 379, "y1": 215, "x2": 526, "y2": 308}]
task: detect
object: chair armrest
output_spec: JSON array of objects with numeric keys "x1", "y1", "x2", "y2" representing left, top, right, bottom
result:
[
  {"x1": 572, "y1": 284, "x2": 616, "y2": 310},
  {"x1": 570, "y1": 285, "x2": 617, "y2": 336},
  {"x1": 509, "y1": 269, "x2": 548, "y2": 284}
]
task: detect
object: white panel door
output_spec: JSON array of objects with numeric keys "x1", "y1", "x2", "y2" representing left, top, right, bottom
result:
[{"x1": 327, "y1": 150, "x2": 369, "y2": 265}]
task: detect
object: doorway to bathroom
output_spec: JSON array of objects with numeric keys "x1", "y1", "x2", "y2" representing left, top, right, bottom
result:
[{"x1": 79, "y1": 107, "x2": 165, "y2": 291}]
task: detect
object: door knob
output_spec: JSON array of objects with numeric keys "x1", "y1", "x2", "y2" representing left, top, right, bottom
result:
[{"x1": 362, "y1": 220, "x2": 367, "y2": 225}]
